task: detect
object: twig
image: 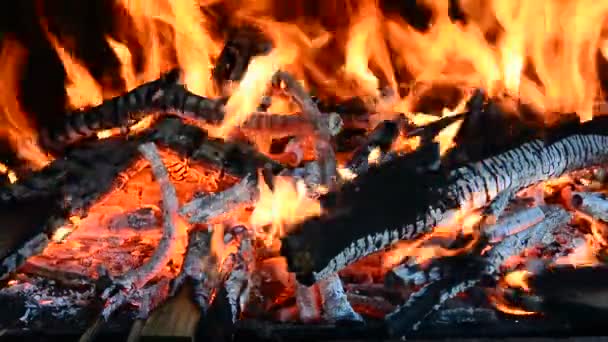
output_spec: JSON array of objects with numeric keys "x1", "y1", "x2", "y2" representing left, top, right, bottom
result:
[
  {"x1": 82, "y1": 141, "x2": 185, "y2": 339},
  {"x1": 110, "y1": 142, "x2": 184, "y2": 290},
  {"x1": 180, "y1": 175, "x2": 258, "y2": 224}
]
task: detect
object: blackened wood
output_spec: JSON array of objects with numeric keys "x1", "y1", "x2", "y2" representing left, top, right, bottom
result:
[
  {"x1": 383, "y1": 253, "x2": 486, "y2": 336},
  {"x1": 345, "y1": 118, "x2": 402, "y2": 176},
  {"x1": 212, "y1": 26, "x2": 272, "y2": 89},
  {"x1": 281, "y1": 118, "x2": 608, "y2": 284},
  {"x1": 525, "y1": 266, "x2": 608, "y2": 318},
  {"x1": 40, "y1": 68, "x2": 225, "y2": 152}
]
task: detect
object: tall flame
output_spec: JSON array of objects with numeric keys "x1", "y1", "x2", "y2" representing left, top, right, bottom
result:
[{"x1": 0, "y1": 38, "x2": 51, "y2": 169}]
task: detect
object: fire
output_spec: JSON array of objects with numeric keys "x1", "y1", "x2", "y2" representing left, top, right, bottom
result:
[
  {"x1": 503, "y1": 270, "x2": 531, "y2": 292},
  {"x1": 0, "y1": 38, "x2": 51, "y2": 169},
  {"x1": 250, "y1": 174, "x2": 322, "y2": 246},
  {"x1": 491, "y1": 293, "x2": 538, "y2": 316}
]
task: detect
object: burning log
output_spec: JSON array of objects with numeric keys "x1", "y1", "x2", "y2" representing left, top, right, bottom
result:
[
  {"x1": 40, "y1": 69, "x2": 225, "y2": 152},
  {"x1": 223, "y1": 237, "x2": 254, "y2": 324},
  {"x1": 483, "y1": 206, "x2": 546, "y2": 242},
  {"x1": 318, "y1": 273, "x2": 363, "y2": 323},
  {"x1": 282, "y1": 118, "x2": 608, "y2": 284},
  {"x1": 384, "y1": 274, "x2": 482, "y2": 336},
  {"x1": 272, "y1": 71, "x2": 337, "y2": 188},
  {"x1": 212, "y1": 26, "x2": 272, "y2": 90},
  {"x1": 239, "y1": 112, "x2": 343, "y2": 138},
  {"x1": 344, "y1": 118, "x2": 403, "y2": 176},
  {"x1": 570, "y1": 191, "x2": 608, "y2": 222},
  {"x1": 180, "y1": 175, "x2": 258, "y2": 224}
]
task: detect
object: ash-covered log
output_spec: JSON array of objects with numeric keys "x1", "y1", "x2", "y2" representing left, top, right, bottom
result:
[
  {"x1": 571, "y1": 191, "x2": 608, "y2": 222},
  {"x1": 282, "y1": 117, "x2": 608, "y2": 285}
]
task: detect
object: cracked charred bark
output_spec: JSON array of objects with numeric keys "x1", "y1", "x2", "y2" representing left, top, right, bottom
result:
[{"x1": 282, "y1": 118, "x2": 608, "y2": 284}]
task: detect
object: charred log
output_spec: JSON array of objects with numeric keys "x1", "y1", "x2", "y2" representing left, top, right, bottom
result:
[
  {"x1": 40, "y1": 69, "x2": 225, "y2": 152},
  {"x1": 344, "y1": 118, "x2": 403, "y2": 176},
  {"x1": 383, "y1": 253, "x2": 486, "y2": 337},
  {"x1": 282, "y1": 118, "x2": 608, "y2": 284},
  {"x1": 212, "y1": 26, "x2": 272, "y2": 90}
]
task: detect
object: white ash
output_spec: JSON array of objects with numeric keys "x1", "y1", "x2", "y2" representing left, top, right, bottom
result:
[
  {"x1": 483, "y1": 206, "x2": 546, "y2": 242},
  {"x1": 571, "y1": 191, "x2": 608, "y2": 222},
  {"x1": 318, "y1": 273, "x2": 363, "y2": 323},
  {"x1": 0, "y1": 276, "x2": 95, "y2": 323},
  {"x1": 295, "y1": 283, "x2": 321, "y2": 323}
]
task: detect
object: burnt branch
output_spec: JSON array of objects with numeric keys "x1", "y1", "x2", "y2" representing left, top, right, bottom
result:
[
  {"x1": 483, "y1": 206, "x2": 546, "y2": 243},
  {"x1": 344, "y1": 118, "x2": 402, "y2": 176},
  {"x1": 106, "y1": 142, "x2": 184, "y2": 291},
  {"x1": 282, "y1": 120, "x2": 608, "y2": 284},
  {"x1": 484, "y1": 205, "x2": 572, "y2": 276},
  {"x1": 272, "y1": 71, "x2": 337, "y2": 189},
  {"x1": 180, "y1": 174, "x2": 258, "y2": 224},
  {"x1": 40, "y1": 69, "x2": 224, "y2": 152}
]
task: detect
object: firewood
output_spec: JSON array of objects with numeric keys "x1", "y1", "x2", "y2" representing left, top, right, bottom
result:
[
  {"x1": 344, "y1": 118, "x2": 403, "y2": 177},
  {"x1": 129, "y1": 283, "x2": 200, "y2": 342},
  {"x1": 319, "y1": 273, "x2": 364, "y2": 323},
  {"x1": 346, "y1": 293, "x2": 396, "y2": 318},
  {"x1": 223, "y1": 237, "x2": 254, "y2": 324},
  {"x1": 272, "y1": 71, "x2": 337, "y2": 189},
  {"x1": 384, "y1": 277, "x2": 481, "y2": 337},
  {"x1": 296, "y1": 282, "x2": 321, "y2": 323},
  {"x1": 180, "y1": 175, "x2": 258, "y2": 224},
  {"x1": 239, "y1": 112, "x2": 343, "y2": 137},
  {"x1": 484, "y1": 206, "x2": 572, "y2": 275},
  {"x1": 81, "y1": 142, "x2": 186, "y2": 340},
  {"x1": 212, "y1": 26, "x2": 272, "y2": 90},
  {"x1": 40, "y1": 68, "x2": 225, "y2": 151},
  {"x1": 483, "y1": 206, "x2": 546, "y2": 242},
  {"x1": 105, "y1": 142, "x2": 185, "y2": 292},
  {"x1": 282, "y1": 121, "x2": 608, "y2": 284},
  {"x1": 170, "y1": 230, "x2": 211, "y2": 296},
  {"x1": 571, "y1": 191, "x2": 608, "y2": 222}
]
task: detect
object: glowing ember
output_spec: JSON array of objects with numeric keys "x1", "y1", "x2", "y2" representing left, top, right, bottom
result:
[{"x1": 503, "y1": 270, "x2": 531, "y2": 292}]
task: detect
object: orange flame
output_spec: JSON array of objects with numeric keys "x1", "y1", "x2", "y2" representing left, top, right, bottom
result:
[
  {"x1": 250, "y1": 174, "x2": 321, "y2": 246},
  {"x1": 0, "y1": 38, "x2": 51, "y2": 169},
  {"x1": 503, "y1": 270, "x2": 531, "y2": 292}
]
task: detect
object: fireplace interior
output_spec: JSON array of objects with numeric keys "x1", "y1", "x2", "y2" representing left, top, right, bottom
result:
[{"x1": 2, "y1": 0, "x2": 608, "y2": 341}]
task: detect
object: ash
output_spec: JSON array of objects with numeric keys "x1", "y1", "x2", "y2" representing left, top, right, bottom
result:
[{"x1": 0, "y1": 274, "x2": 95, "y2": 324}]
